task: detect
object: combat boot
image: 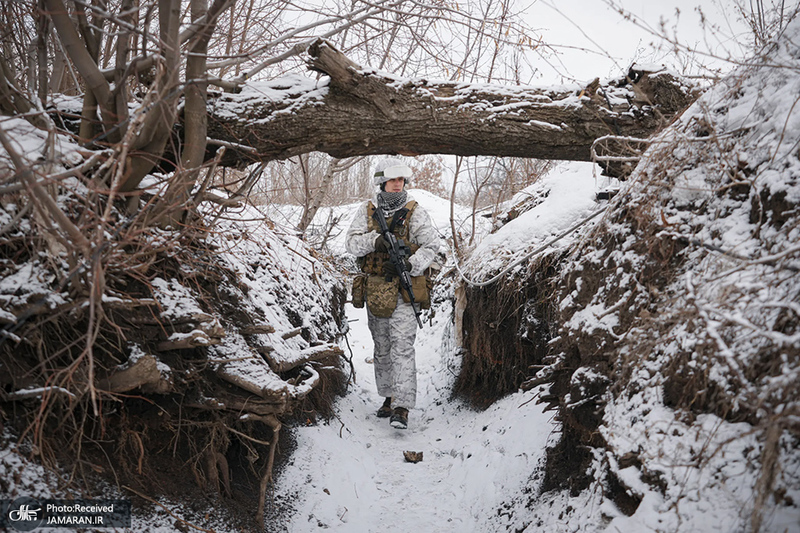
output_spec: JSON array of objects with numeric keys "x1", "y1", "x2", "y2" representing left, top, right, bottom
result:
[
  {"x1": 390, "y1": 407, "x2": 408, "y2": 429},
  {"x1": 377, "y1": 397, "x2": 392, "y2": 418}
]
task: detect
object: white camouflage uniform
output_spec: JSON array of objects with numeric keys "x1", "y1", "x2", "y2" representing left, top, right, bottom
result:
[{"x1": 345, "y1": 191, "x2": 440, "y2": 409}]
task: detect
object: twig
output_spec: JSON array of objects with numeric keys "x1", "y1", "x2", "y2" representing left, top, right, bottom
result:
[
  {"x1": 252, "y1": 414, "x2": 281, "y2": 531},
  {"x1": 0, "y1": 202, "x2": 32, "y2": 237},
  {"x1": 225, "y1": 425, "x2": 274, "y2": 447},
  {"x1": 687, "y1": 238, "x2": 800, "y2": 273},
  {"x1": 0, "y1": 125, "x2": 91, "y2": 253},
  {"x1": 684, "y1": 272, "x2": 746, "y2": 385},
  {"x1": 2, "y1": 386, "x2": 77, "y2": 401},
  {"x1": 190, "y1": 146, "x2": 227, "y2": 209},
  {"x1": 0, "y1": 150, "x2": 109, "y2": 194},
  {"x1": 205, "y1": 138, "x2": 258, "y2": 153},
  {"x1": 342, "y1": 331, "x2": 356, "y2": 388}
]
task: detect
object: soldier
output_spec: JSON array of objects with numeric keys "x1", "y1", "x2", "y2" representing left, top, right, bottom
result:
[{"x1": 346, "y1": 158, "x2": 441, "y2": 429}]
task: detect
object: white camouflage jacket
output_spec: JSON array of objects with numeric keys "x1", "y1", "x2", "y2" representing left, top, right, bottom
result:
[{"x1": 345, "y1": 193, "x2": 440, "y2": 277}]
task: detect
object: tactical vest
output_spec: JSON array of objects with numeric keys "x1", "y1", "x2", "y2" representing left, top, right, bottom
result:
[{"x1": 353, "y1": 200, "x2": 432, "y2": 318}]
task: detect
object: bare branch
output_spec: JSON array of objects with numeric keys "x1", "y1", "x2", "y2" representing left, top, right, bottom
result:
[{"x1": 0, "y1": 124, "x2": 92, "y2": 253}]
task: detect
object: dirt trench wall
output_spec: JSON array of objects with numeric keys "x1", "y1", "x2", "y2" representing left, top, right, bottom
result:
[
  {"x1": 454, "y1": 256, "x2": 559, "y2": 408},
  {"x1": 458, "y1": 132, "x2": 800, "y2": 524},
  {"x1": 456, "y1": 199, "x2": 691, "y2": 506},
  {"x1": 543, "y1": 201, "x2": 689, "y2": 500},
  {"x1": 0, "y1": 207, "x2": 348, "y2": 529}
]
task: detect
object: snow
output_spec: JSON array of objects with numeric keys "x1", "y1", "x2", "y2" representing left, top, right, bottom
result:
[
  {"x1": 273, "y1": 303, "x2": 557, "y2": 533},
  {"x1": 3, "y1": 14, "x2": 800, "y2": 533},
  {"x1": 211, "y1": 74, "x2": 330, "y2": 122},
  {"x1": 527, "y1": 119, "x2": 562, "y2": 131},
  {"x1": 151, "y1": 277, "x2": 210, "y2": 321},
  {"x1": 4, "y1": 386, "x2": 77, "y2": 400},
  {"x1": 466, "y1": 162, "x2": 601, "y2": 281},
  {"x1": 0, "y1": 262, "x2": 67, "y2": 311},
  {"x1": 0, "y1": 116, "x2": 83, "y2": 169}
]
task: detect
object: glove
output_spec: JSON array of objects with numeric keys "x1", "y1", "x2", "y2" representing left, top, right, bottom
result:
[
  {"x1": 382, "y1": 258, "x2": 412, "y2": 278},
  {"x1": 374, "y1": 235, "x2": 390, "y2": 252}
]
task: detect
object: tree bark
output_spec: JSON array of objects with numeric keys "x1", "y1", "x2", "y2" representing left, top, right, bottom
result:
[
  {"x1": 0, "y1": 56, "x2": 35, "y2": 117},
  {"x1": 156, "y1": 0, "x2": 212, "y2": 225},
  {"x1": 45, "y1": 0, "x2": 119, "y2": 143},
  {"x1": 111, "y1": 0, "x2": 134, "y2": 137},
  {"x1": 181, "y1": 0, "x2": 211, "y2": 172},
  {"x1": 206, "y1": 40, "x2": 698, "y2": 170},
  {"x1": 36, "y1": 0, "x2": 49, "y2": 106},
  {"x1": 118, "y1": 0, "x2": 182, "y2": 194},
  {"x1": 262, "y1": 343, "x2": 344, "y2": 373},
  {"x1": 98, "y1": 353, "x2": 173, "y2": 394}
]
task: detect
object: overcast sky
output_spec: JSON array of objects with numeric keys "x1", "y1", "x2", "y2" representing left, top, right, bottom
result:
[{"x1": 525, "y1": 0, "x2": 753, "y2": 83}]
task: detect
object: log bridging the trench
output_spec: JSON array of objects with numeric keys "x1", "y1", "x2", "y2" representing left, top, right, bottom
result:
[{"x1": 206, "y1": 39, "x2": 698, "y2": 172}]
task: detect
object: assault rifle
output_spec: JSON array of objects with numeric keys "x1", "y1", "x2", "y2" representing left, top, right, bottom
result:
[{"x1": 372, "y1": 203, "x2": 424, "y2": 328}]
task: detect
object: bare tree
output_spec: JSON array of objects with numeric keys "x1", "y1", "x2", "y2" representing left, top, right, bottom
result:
[
  {"x1": 466, "y1": 157, "x2": 498, "y2": 245},
  {"x1": 297, "y1": 156, "x2": 365, "y2": 234},
  {"x1": 409, "y1": 155, "x2": 447, "y2": 197}
]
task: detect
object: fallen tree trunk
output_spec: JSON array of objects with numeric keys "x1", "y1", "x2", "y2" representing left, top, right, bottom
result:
[{"x1": 206, "y1": 39, "x2": 698, "y2": 169}]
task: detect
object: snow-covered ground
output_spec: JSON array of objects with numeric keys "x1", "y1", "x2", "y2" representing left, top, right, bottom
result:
[
  {"x1": 269, "y1": 162, "x2": 603, "y2": 533},
  {"x1": 272, "y1": 302, "x2": 555, "y2": 533}
]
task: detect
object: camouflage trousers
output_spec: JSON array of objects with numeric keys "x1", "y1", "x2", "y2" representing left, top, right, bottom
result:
[{"x1": 367, "y1": 294, "x2": 418, "y2": 409}]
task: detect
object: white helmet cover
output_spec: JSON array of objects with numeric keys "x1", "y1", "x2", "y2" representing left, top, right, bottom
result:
[{"x1": 373, "y1": 157, "x2": 412, "y2": 186}]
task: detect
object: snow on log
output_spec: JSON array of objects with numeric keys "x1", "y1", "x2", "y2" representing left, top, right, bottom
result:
[
  {"x1": 241, "y1": 324, "x2": 276, "y2": 335},
  {"x1": 263, "y1": 343, "x2": 344, "y2": 373},
  {"x1": 157, "y1": 329, "x2": 220, "y2": 351},
  {"x1": 206, "y1": 40, "x2": 697, "y2": 168},
  {"x1": 210, "y1": 333, "x2": 292, "y2": 405},
  {"x1": 280, "y1": 326, "x2": 304, "y2": 340},
  {"x1": 99, "y1": 350, "x2": 172, "y2": 394},
  {"x1": 3, "y1": 386, "x2": 77, "y2": 401},
  {"x1": 214, "y1": 361, "x2": 291, "y2": 407},
  {"x1": 289, "y1": 364, "x2": 319, "y2": 399},
  {"x1": 0, "y1": 308, "x2": 16, "y2": 325}
]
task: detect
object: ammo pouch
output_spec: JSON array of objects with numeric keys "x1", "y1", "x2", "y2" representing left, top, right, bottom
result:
[
  {"x1": 366, "y1": 275, "x2": 400, "y2": 317},
  {"x1": 359, "y1": 199, "x2": 434, "y2": 316},
  {"x1": 366, "y1": 274, "x2": 431, "y2": 316},
  {"x1": 401, "y1": 275, "x2": 432, "y2": 310},
  {"x1": 351, "y1": 273, "x2": 367, "y2": 308}
]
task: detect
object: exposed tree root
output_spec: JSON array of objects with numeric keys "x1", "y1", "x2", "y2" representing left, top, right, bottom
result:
[
  {"x1": 254, "y1": 414, "x2": 281, "y2": 530},
  {"x1": 455, "y1": 254, "x2": 560, "y2": 408},
  {"x1": 0, "y1": 182, "x2": 347, "y2": 529}
]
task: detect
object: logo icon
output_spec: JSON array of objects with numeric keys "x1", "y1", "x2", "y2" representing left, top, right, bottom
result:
[
  {"x1": 5, "y1": 498, "x2": 44, "y2": 531},
  {"x1": 9, "y1": 504, "x2": 41, "y2": 521}
]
